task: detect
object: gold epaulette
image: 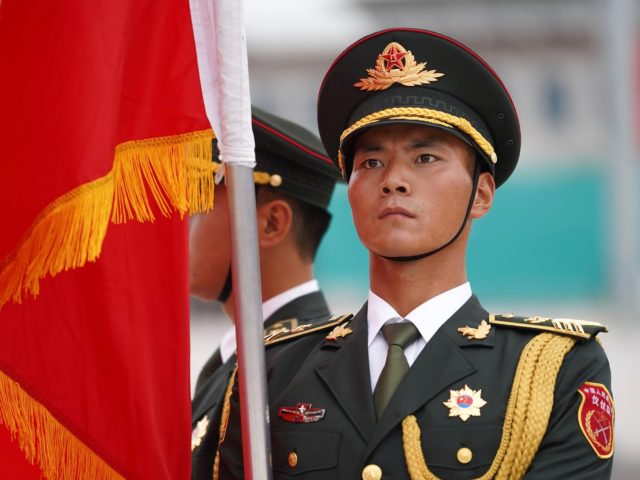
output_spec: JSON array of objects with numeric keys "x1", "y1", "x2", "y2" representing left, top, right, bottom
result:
[
  {"x1": 489, "y1": 314, "x2": 608, "y2": 340},
  {"x1": 266, "y1": 318, "x2": 302, "y2": 333},
  {"x1": 264, "y1": 314, "x2": 353, "y2": 347}
]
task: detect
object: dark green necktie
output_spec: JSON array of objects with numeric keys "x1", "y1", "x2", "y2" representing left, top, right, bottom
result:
[{"x1": 374, "y1": 321, "x2": 420, "y2": 418}]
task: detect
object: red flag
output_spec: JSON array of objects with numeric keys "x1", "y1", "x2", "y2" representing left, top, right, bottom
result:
[{"x1": 0, "y1": 1, "x2": 213, "y2": 478}]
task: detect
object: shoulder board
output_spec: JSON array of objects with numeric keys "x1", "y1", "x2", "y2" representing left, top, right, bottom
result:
[
  {"x1": 264, "y1": 314, "x2": 353, "y2": 347},
  {"x1": 489, "y1": 314, "x2": 608, "y2": 340},
  {"x1": 265, "y1": 318, "x2": 301, "y2": 334}
]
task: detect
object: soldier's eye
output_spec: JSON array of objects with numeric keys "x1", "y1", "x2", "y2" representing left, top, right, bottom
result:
[
  {"x1": 363, "y1": 158, "x2": 383, "y2": 168},
  {"x1": 417, "y1": 154, "x2": 436, "y2": 164}
]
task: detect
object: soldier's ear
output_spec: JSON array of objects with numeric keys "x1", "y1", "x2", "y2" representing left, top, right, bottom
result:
[
  {"x1": 256, "y1": 199, "x2": 293, "y2": 248},
  {"x1": 470, "y1": 172, "x2": 495, "y2": 220}
]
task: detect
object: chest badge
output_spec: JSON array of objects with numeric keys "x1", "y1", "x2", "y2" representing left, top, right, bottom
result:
[
  {"x1": 278, "y1": 403, "x2": 326, "y2": 423},
  {"x1": 443, "y1": 385, "x2": 487, "y2": 421},
  {"x1": 191, "y1": 415, "x2": 210, "y2": 451}
]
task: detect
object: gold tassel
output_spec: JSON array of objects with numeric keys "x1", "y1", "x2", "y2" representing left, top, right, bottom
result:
[
  {"x1": 0, "y1": 129, "x2": 215, "y2": 310},
  {"x1": 0, "y1": 368, "x2": 125, "y2": 479}
]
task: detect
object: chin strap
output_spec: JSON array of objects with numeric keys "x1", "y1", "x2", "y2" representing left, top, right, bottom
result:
[
  {"x1": 217, "y1": 268, "x2": 233, "y2": 303},
  {"x1": 379, "y1": 161, "x2": 481, "y2": 262}
]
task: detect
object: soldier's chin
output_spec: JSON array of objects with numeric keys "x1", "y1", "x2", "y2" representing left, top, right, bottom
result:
[
  {"x1": 368, "y1": 242, "x2": 430, "y2": 259},
  {"x1": 189, "y1": 287, "x2": 217, "y2": 302}
]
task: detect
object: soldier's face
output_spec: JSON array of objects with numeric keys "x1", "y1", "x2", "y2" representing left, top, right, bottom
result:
[
  {"x1": 348, "y1": 125, "x2": 478, "y2": 258},
  {"x1": 189, "y1": 186, "x2": 231, "y2": 300}
]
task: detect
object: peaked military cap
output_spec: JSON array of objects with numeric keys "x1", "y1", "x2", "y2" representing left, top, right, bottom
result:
[
  {"x1": 317, "y1": 28, "x2": 521, "y2": 187},
  {"x1": 214, "y1": 106, "x2": 340, "y2": 210}
]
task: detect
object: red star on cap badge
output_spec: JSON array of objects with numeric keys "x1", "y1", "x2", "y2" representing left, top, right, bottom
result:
[{"x1": 382, "y1": 45, "x2": 407, "y2": 71}]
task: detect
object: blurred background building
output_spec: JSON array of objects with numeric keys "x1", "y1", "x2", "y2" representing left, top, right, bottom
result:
[{"x1": 191, "y1": 0, "x2": 639, "y2": 476}]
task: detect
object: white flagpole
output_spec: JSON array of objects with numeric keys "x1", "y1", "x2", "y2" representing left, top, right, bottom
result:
[{"x1": 189, "y1": 0, "x2": 272, "y2": 478}]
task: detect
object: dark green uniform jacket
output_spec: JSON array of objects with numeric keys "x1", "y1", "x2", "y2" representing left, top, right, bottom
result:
[
  {"x1": 217, "y1": 295, "x2": 613, "y2": 479},
  {"x1": 191, "y1": 290, "x2": 331, "y2": 480}
]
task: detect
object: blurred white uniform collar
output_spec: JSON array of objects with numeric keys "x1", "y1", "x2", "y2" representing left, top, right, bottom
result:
[{"x1": 219, "y1": 279, "x2": 320, "y2": 363}]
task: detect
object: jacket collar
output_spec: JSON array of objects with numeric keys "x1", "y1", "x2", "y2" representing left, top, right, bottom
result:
[
  {"x1": 316, "y1": 304, "x2": 376, "y2": 442},
  {"x1": 264, "y1": 290, "x2": 331, "y2": 330},
  {"x1": 365, "y1": 295, "x2": 491, "y2": 457}
]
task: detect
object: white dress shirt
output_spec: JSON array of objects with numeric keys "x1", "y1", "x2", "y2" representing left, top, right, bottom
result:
[
  {"x1": 367, "y1": 282, "x2": 472, "y2": 391},
  {"x1": 219, "y1": 279, "x2": 320, "y2": 363}
]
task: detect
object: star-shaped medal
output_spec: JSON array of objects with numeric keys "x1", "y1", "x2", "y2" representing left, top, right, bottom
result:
[
  {"x1": 443, "y1": 385, "x2": 487, "y2": 421},
  {"x1": 191, "y1": 415, "x2": 210, "y2": 451}
]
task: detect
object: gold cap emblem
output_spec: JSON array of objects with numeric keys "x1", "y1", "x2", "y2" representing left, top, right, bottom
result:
[{"x1": 354, "y1": 42, "x2": 444, "y2": 92}]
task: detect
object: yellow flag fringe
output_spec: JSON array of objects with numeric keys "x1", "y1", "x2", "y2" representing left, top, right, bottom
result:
[
  {"x1": 0, "y1": 128, "x2": 215, "y2": 310},
  {"x1": 0, "y1": 368, "x2": 126, "y2": 479},
  {"x1": 112, "y1": 129, "x2": 215, "y2": 223}
]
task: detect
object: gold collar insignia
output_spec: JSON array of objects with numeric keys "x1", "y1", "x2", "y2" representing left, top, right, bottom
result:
[
  {"x1": 458, "y1": 319, "x2": 491, "y2": 340},
  {"x1": 325, "y1": 322, "x2": 353, "y2": 341}
]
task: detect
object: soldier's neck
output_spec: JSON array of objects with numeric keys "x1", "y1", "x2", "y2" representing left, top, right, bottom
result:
[
  {"x1": 369, "y1": 248, "x2": 468, "y2": 318},
  {"x1": 222, "y1": 257, "x2": 314, "y2": 324}
]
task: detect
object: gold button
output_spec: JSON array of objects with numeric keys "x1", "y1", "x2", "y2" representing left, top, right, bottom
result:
[
  {"x1": 288, "y1": 451, "x2": 298, "y2": 468},
  {"x1": 270, "y1": 174, "x2": 283, "y2": 187},
  {"x1": 362, "y1": 464, "x2": 382, "y2": 480},
  {"x1": 457, "y1": 447, "x2": 473, "y2": 464}
]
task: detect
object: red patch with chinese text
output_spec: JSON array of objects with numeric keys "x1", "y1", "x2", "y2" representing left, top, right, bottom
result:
[{"x1": 577, "y1": 382, "x2": 614, "y2": 458}]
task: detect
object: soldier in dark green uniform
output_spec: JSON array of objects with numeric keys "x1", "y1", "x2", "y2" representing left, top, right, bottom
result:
[
  {"x1": 189, "y1": 107, "x2": 340, "y2": 480},
  {"x1": 217, "y1": 29, "x2": 614, "y2": 479}
]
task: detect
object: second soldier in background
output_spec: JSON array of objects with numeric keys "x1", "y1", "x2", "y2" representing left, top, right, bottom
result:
[{"x1": 189, "y1": 107, "x2": 340, "y2": 479}]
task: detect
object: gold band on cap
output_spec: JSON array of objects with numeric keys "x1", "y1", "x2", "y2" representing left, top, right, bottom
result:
[
  {"x1": 337, "y1": 107, "x2": 497, "y2": 177},
  {"x1": 212, "y1": 162, "x2": 283, "y2": 188}
]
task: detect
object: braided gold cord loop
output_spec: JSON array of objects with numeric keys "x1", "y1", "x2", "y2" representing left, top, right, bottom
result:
[
  {"x1": 213, "y1": 365, "x2": 238, "y2": 480},
  {"x1": 401, "y1": 333, "x2": 577, "y2": 480},
  {"x1": 402, "y1": 415, "x2": 440, "y2": 480},
  {"x1": 498, "y1": 334, "x2": 576, "y2": 479},
  {"x1": 492, "y1": 334, "x2": 551, "y2": 479},
  {"x1": 337, "y1": 107, "x2": 497, "y2": 177}
]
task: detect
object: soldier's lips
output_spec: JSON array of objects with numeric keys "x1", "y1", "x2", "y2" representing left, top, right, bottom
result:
[{"x1": 377, "y1": 206, "x2": 415, "y2": 219}]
